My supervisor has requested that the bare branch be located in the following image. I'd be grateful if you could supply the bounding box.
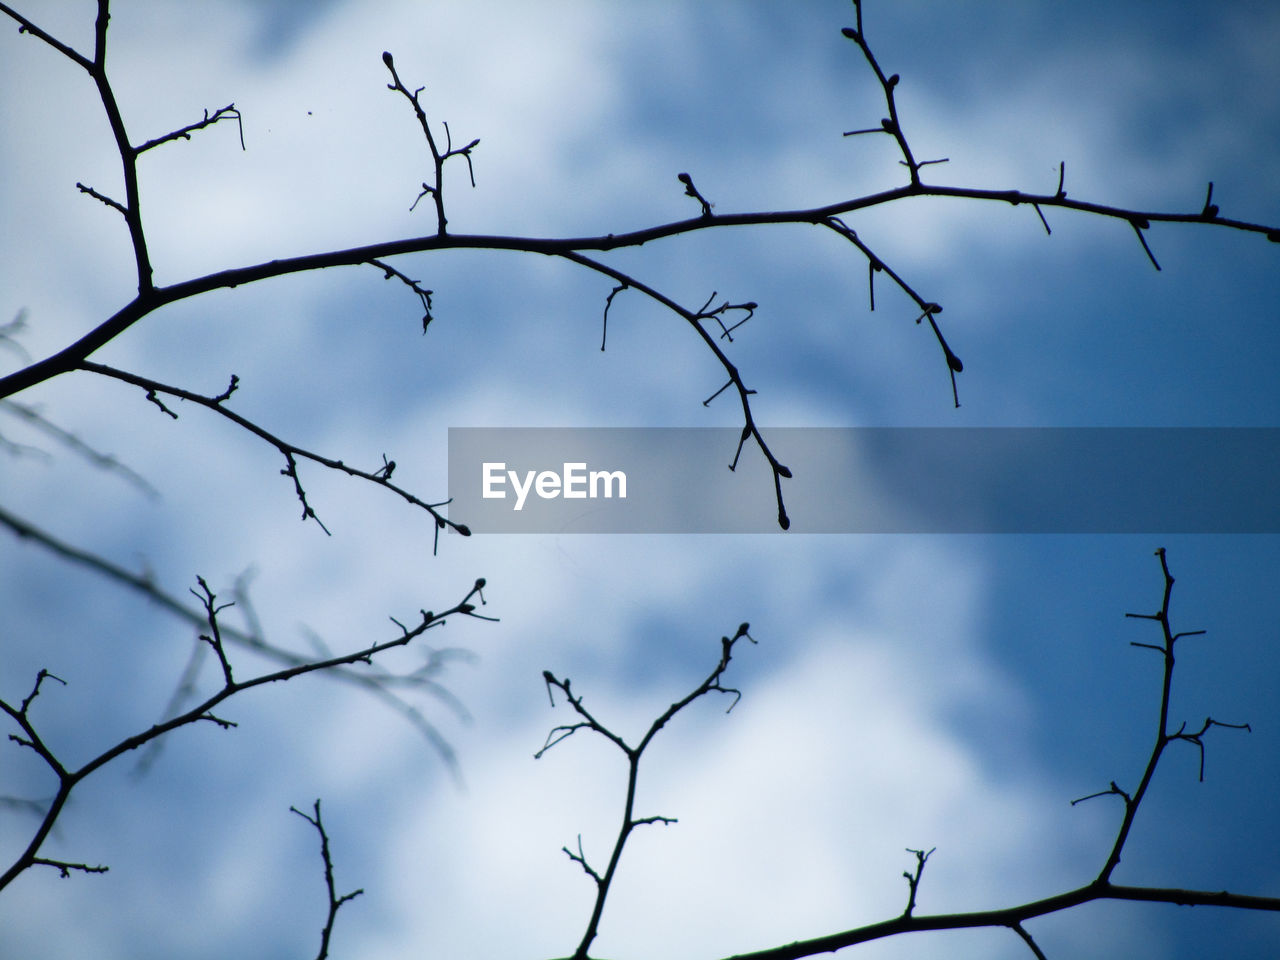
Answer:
[292,800,363,960]
[369,258,434,332]
[0,399,159,497]
[540,623,755,960]
[191,576,235,687]
[135,103,244,154]
[0,576,492,893]
[0,3,93,71]
[716,881,1280,960]
[76,361,470,543]
[600,282,628,351]
[75,181,127,216]
[901,846,935,917]
[678,171,714,217]
[825,216,961,406]
[840,9,923,184]
[382,50,479,235]
[1130,218,1161,271]
[30,857,109,879]
[1011,922,1048,960]
[1090,547,1250,883]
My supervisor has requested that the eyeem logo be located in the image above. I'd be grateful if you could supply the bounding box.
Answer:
[482,462,627,511]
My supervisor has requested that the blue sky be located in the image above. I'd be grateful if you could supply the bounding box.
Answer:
[1,2,1278,958]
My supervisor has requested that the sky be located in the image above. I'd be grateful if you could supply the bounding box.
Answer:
[1,2,1279,959]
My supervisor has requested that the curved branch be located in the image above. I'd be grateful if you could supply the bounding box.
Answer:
[3,173,1273,404]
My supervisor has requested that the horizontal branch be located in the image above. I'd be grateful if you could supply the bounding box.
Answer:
[3,179,1276,402]
[720,880,1280,960]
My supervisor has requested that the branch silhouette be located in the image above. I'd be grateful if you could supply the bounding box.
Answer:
[538,623,755,960]
[75,360,471,545]
[1,2,1276,957]
[292,799,364,960]
[710,549,1271,960]
[0,504,475,775]
[530,552,1274,960]
[1,0,1276,528]
[0,577,493,892]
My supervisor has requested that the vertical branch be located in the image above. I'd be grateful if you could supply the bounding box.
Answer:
[1071,548,1248,885]
[841,2,925,185]
[900,846,934,917]
[292,800,364,960]
[90,0,153,292]
[382,51,479,236]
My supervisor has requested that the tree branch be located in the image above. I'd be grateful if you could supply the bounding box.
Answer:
[135,103,244,154]
[0,3,93,71]
[381,51,479,235]
[0,576,492,893]
[539,623,755,960]
[291,799,363,960]
[75,361,470,544]
[716,549,1268,960]
[0,504,475,774]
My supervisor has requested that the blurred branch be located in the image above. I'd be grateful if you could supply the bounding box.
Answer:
[0,309,31,365]
[0,576,492,892]
[0,503,481,776]
[0,398,159,497]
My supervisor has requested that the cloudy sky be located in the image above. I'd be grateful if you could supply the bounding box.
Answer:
[2,2,1278,958]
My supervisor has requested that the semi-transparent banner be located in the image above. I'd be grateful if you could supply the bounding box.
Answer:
[447,427,1280,533]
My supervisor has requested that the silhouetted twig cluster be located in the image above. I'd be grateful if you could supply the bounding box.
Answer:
[534,553,1273,960]
[0,576,493,894]
[2,0,1275,530]
[0,0,1277,956]
[537,623,755,960]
